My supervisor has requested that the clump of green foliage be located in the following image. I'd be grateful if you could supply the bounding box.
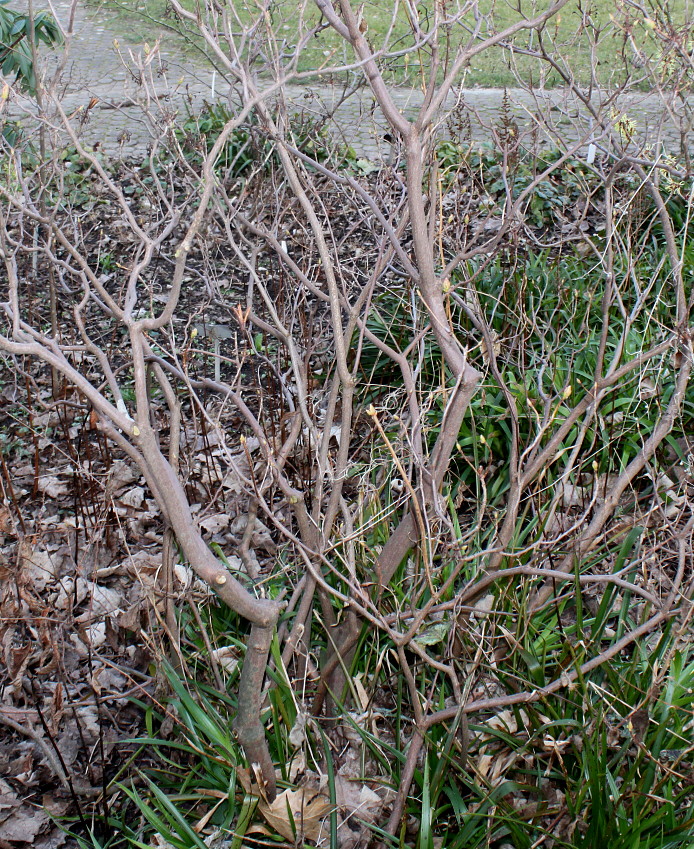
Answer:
[0,0,61,95]
[174,101,356,178]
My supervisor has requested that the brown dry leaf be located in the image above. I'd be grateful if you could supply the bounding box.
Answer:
[234,766,253,794]
[208,646,239,674]
[125,550,163,584]
[7,643,33,693]
[476,753,494,779]
[50,682,65,732]
[333,775,382,819]
[36,475,68,499]
[311,777,389,849]
[486,709,520,735]
[19,544,57,592]
[106,459,139,496]
[90,666,127,698]
[199,513,230,534]
[229,515,277,553]
[82,621,108,648]
[0,505,14,535]
[220,447,257,493]
[479,329,501,363]
[0,803,50,843]
[352,675,370,713]
[118,602,143,632]
[33,826,69,849]
[258,787,332,841]
[0,778,20,820]
[76,580,122,619]
[118,486,146,509]
[173,563,194,591]
[53,576,87,611]
[149,835,177,849]
[639,376,658,399]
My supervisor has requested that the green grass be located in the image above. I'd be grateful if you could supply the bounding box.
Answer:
[86,0,692,88]
[61,584,694,848]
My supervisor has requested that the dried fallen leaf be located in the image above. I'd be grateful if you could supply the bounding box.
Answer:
[0,803,50,842]
[33,825,69,849]
[288,711,309,748]
[334,775,382,819]
[199,513,230,534]
[0,505,14,535]
[36,475,68,499]
[639,376,658,399]
[173,563,194,590]
[149,834,176,849]
[19,544,57,591]
[119,486,146,509]
[258,787,332,842]
[76,580,122,620]
[83,621,108,647]
[209,646,239,674]
[106,459,140,495]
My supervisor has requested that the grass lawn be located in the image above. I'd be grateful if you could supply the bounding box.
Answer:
[88,0,692,88]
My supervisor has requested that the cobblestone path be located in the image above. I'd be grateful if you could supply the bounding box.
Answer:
[5,0,692,161]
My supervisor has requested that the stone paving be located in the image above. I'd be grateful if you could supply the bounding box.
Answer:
[3,0,692,162]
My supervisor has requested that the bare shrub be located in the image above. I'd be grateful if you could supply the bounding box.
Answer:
[1,0,692,839]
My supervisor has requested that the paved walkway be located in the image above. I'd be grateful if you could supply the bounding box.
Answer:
[4,0,692,161]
